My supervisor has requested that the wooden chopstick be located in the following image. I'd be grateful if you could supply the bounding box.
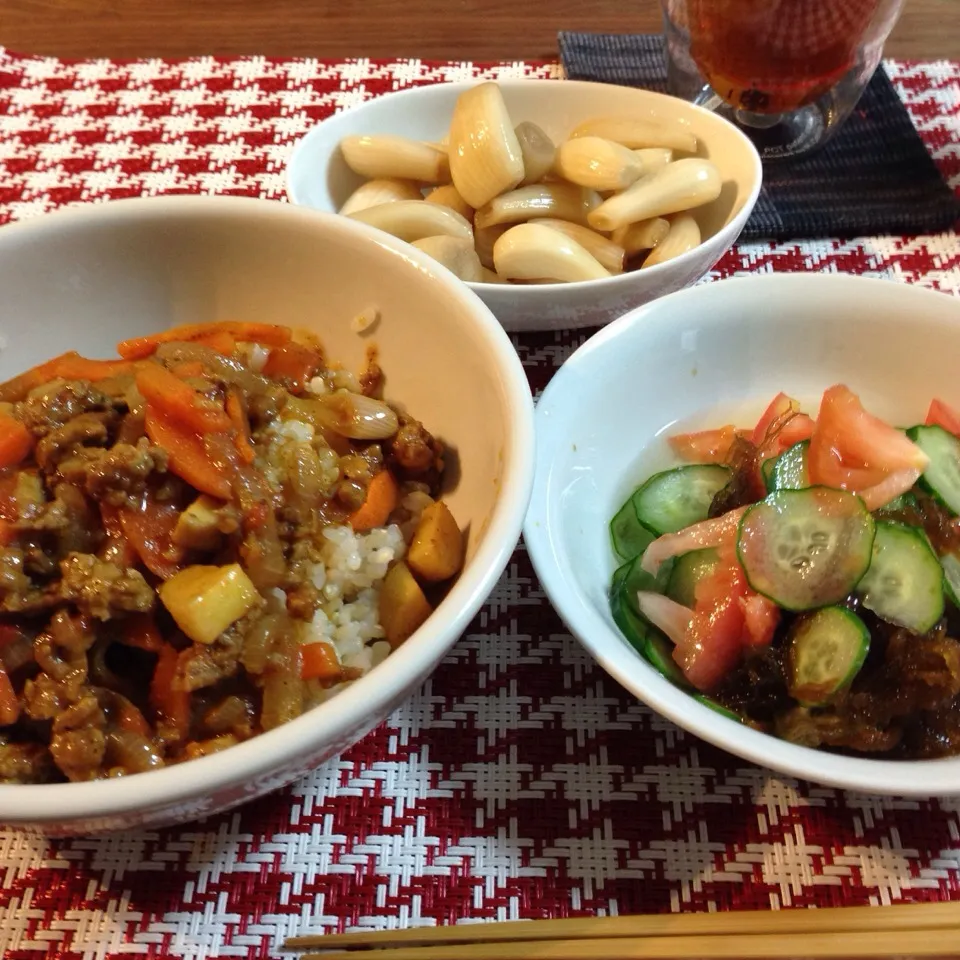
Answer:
[283,902,960,951]
[293,928,959,960]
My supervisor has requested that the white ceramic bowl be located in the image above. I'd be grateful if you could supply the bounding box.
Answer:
[286,80,762,332]
[524,273,960,797]
[0,196,535,834]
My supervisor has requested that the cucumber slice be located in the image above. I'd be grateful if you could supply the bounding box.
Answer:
[737,487,875,611]
[942,552,960,608]
[770,441,810,491]
[632,465,731,536]
[610,497,656,560]
[761,457,777,493]
[857,521,944,633]
[787,606,870,705]
[609,567,687,686]
[665,548,720,608]
[907,425,960,516]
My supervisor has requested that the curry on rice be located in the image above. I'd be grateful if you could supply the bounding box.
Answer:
[0,321,463,784]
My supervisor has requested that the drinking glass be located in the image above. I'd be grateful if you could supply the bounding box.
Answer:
[660,0,906,160]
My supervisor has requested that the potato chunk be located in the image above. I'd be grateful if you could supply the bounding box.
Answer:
[406,501,464,582]
[159,563,260,645]
[379,561,432,648]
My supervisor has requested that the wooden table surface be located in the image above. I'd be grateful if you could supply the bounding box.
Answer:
[1,0,957,62]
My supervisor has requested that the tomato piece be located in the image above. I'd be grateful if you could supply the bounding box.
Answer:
[808,384,928,491]
[262,342,324,394]
[668,426,740,464]
[118,496,185,580]
[926,398,960,438]
[751,392,798,446]
[776,413,815,449]
[150,645,190,738]
[740,593,780,648]
[673,561,749,692]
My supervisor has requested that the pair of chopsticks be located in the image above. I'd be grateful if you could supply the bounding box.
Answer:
[283,901,960,959]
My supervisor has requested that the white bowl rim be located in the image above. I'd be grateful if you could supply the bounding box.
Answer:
[523,272,960,797]
[285,79,764,294]
[0,194,536,822]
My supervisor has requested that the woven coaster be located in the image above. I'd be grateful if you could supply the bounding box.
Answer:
[558,31,960,240]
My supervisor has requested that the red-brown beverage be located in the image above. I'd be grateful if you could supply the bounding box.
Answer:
[687,0,882,114]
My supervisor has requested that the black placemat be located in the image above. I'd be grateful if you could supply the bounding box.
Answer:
[558,31,960,241]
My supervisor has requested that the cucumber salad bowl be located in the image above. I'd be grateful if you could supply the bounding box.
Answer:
[524,273,960,796]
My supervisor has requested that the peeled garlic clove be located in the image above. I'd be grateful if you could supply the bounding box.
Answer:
[611,217,671,256]
[448,82,525,208]
[478,267,509,284]
[554,136,644,192]
[348,201,473,243]
[515,121,557,186]
[587,159,722,232]
[641,214,701,268]
[493,223,611,284]
[530,218,625,274]
[340,135,450,183]
[411,236,484,282]
[633,147,674,176]
[571,117,698,153]
[474,183,601,231]
[424,184,475,222]
[474,223,509,269]
[339,178,423,216]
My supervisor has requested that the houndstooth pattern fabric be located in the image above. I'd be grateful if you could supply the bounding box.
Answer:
[0,47,959,960]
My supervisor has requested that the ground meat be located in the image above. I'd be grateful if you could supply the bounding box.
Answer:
[18,482,99,556]
[285,581,320,620]
[360,358,384,398]
[16,380,112,438]
[58,553,155,620]
[34,410,118,472]
[176,628,245,692]
[49,692,107,781]
[0,741,57,784]
[22,671,83,720]
[83,439,169,507]
[385,415,444,477]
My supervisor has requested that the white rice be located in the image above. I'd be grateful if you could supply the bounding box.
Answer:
[301,524,405,707]
[262,416,433,708]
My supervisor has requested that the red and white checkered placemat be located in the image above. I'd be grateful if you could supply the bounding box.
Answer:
[0,46,959,960]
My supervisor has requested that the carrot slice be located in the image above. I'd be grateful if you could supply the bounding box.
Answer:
[48,353,136,382]
[144,404,232,499]
[300,642,342,681]
[0,412,33,468]
[192,330,236,356]
[349,469,400,532]
[118,322,292,360]
[225,390,256,465]
[136,363,231,434]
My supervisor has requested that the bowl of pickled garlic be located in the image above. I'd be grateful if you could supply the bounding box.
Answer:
[286,80,762,332]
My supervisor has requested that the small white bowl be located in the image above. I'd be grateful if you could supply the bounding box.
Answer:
[0,196,534,834]
[524,273,960,796]
[286,80,762,332]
